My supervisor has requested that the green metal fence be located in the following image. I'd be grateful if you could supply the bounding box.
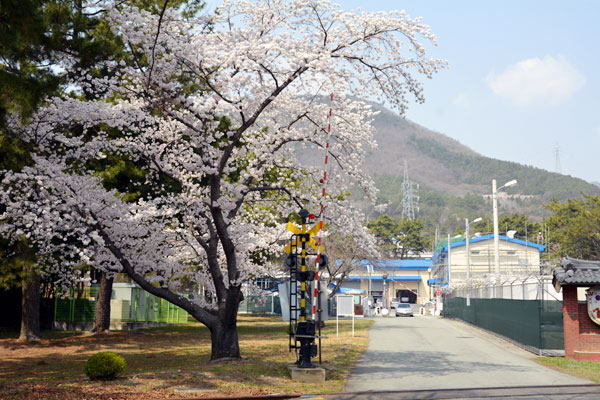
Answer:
[54,285,188,324]
[54,287,98,322]
[443,297,564,350]
[118,287,189,323]
[238,295,282,314]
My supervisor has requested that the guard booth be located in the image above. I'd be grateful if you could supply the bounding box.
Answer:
[553,257,600,362]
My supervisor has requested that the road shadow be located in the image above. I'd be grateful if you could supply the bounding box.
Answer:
[349,349,530,379]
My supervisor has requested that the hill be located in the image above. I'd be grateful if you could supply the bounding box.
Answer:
[358,103,600,234]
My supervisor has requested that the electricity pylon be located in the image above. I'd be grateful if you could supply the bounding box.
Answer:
[401,160,419,220]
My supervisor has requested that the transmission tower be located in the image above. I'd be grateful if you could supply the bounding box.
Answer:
[401,160,419,220]
[554,144,562,174]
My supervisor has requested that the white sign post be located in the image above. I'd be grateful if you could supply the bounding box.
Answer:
[336,295,355,337]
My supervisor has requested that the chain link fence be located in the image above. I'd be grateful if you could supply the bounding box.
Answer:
[238,295,282,314]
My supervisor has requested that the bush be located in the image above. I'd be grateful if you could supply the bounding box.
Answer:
[84,351,127,380]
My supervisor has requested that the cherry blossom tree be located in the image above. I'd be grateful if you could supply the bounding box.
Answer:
[0,0,444,360]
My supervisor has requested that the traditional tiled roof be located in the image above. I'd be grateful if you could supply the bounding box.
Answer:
[553,257,600,286]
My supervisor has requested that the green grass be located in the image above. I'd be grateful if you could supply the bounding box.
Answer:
[0,315,373,399]
[535,357,600,383]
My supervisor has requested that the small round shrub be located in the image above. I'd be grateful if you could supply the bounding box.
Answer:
[85,351,127,380]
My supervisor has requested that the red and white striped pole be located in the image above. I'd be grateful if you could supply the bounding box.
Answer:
[312,93,334,320]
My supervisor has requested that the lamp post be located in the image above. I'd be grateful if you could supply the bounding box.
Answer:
[465,217,482,306]
[427,267,432,301]
[492,179,517,284]
[367,264,372,315]
[382,274,388,309]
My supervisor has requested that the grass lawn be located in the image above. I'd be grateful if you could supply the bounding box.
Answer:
[535,357,600,383]
[0,315,372,399]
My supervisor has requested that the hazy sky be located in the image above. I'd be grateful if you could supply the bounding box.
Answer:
[203,1,600,184]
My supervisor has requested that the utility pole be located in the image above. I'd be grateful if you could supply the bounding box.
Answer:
[493,179,500,284]
[492,179,517,286]
[465,217,481,306]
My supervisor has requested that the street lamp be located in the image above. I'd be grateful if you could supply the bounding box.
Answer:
[367,264,372,315]
[492,179,517,284]
[427,267,432,301]
[465,217,482,306]
[382,274,388,309]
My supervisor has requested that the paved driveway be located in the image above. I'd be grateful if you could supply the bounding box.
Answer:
[344,315,591,392]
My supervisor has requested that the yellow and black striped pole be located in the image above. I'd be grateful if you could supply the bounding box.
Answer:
[296,209,316,368]
[300,215,307,322]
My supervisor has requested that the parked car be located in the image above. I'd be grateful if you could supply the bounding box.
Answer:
[395,303,414,317]
[390,299,400,310]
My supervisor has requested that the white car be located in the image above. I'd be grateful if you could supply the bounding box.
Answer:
[395,303,414,317]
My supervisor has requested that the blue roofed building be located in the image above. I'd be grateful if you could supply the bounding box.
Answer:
[431,233,545,287]
[335,258,433,307]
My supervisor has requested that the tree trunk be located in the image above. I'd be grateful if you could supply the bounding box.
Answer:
[210,321,241,361]
[208,287,242,361]
[93,272,113,332]
[19,267,41,342]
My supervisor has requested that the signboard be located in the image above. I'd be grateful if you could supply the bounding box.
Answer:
[586,285,600,326]
[335,295,355,337]
[436,289,442,296]
[336,295,354,316]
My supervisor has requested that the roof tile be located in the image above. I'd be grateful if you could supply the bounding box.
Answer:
[553,257,600,286]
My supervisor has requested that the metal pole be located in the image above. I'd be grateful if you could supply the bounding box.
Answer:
[300,220,307,323]
[336,296,339,337]
[318,281,322,365]
[447,234,452,284]
[383,278,386,310]
[368,264,372,316]
[392,267,395,304]
[466,218,471,306]
[428,268,432,301]
[466,218,471,283]
[493,179,500,284]
[296,209,316,369]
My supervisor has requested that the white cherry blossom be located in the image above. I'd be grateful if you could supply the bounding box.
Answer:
[0,0,444,360]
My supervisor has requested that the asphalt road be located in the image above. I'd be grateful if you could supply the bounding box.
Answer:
[342,315,592,392]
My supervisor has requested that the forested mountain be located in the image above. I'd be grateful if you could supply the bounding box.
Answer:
[356,103,599,236]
